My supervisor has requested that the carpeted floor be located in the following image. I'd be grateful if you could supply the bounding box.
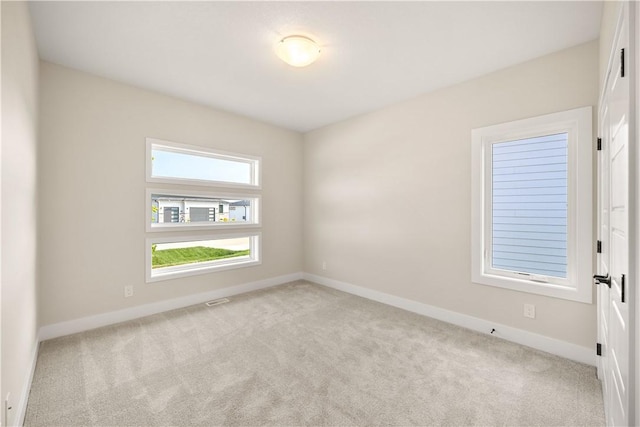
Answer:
[25,280,604,426]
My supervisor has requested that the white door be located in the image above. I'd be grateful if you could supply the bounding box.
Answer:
[598,4,632,426]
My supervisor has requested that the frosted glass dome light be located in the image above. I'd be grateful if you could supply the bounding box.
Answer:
[276,35,321,67]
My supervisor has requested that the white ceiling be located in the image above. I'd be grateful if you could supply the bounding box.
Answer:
[29,1,603,132]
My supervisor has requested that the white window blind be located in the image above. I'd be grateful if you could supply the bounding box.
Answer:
[491,133,568,279]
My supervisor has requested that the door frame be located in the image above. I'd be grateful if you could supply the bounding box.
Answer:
[633,2,640,424]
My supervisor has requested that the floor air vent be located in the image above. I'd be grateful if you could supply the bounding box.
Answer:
[205,298,230,307]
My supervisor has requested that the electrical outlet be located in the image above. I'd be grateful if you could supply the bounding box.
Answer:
[322,261,327,270]
[524,303,536,319]
[124,285,134,298]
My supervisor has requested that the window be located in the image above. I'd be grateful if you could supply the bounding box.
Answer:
[491,133,568,278]
[146,189,260,231]
[145,138,262,282]
[471,106,592,303]
[146,138,260,188]
[147,234,260,282]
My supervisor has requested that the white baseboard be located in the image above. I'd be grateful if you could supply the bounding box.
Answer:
[36,271,595,365]
[39,272,303,341]
[15,337,39,427]
[303,273,595,366]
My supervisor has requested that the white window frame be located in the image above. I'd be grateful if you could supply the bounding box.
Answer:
[146,188,261,232]
[146,138,261,189]
[146,232,261,283]
[145,137,262,283]
[471,106,592,303]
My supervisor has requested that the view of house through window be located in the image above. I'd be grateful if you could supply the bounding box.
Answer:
[471,106,592,303]
[151,194,253,224]
[491,133,568,278]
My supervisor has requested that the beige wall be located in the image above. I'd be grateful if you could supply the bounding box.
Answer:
[304,41,599,349]
[38,62,303,326]
[1,2,40,425]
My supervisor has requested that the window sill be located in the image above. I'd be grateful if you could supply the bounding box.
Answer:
[147,257,261,283]
[148,222,261,233]
[472,271,592,303]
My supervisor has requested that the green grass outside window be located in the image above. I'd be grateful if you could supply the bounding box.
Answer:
[152,246,250,269]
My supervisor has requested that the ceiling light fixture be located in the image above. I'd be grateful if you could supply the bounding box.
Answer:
[276,35,321,67]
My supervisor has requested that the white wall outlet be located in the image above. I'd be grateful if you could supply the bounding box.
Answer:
[322,261,327,270]
[524,303,536,319]
[124,285,134,298]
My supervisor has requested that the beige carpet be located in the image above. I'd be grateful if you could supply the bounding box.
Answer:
[25,281,604,426]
